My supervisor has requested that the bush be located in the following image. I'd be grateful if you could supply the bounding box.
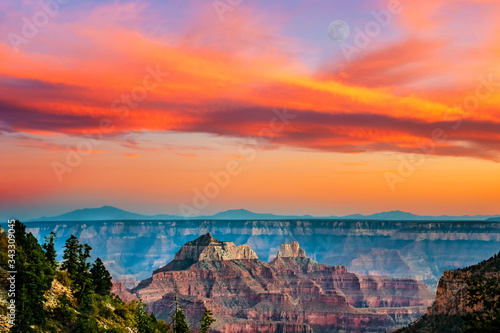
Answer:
[98,303,115,319]
[56,270,72,288]
[104,328,129,333]
[51,294,77,325]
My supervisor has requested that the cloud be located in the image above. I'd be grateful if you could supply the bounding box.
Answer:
[1,0,500,163]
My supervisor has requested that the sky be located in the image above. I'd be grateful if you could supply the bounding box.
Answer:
[1,0,500,220]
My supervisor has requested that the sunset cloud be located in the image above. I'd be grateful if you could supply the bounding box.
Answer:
[1,0,500,217]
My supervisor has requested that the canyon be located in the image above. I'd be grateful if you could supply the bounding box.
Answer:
[118,233,434,332]
[21,219,500,291]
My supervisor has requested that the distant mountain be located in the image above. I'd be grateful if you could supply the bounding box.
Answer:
[199,208,280,220]
[30,206,181,222]
[28,206,500,222]
[343,210,420,220]
[341,210,500,221]
[198,208,313,220]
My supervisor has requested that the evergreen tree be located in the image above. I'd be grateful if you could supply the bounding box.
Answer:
[172,307,190,333]
[199,308,216,333]
[62,235,80,276]
[135,301,170,333]
[73,243,93,300]
[136,302,153,333]
[171,293,190,333]
[90,257,113,295]
[11,221,54,332]
[73,294,99,333]
[13,220,27,248]
[43,231,57,268]
[62,235,93,300]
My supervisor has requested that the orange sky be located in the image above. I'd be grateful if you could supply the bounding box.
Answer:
[1,0,499,219]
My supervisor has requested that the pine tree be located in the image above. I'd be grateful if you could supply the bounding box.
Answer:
[73,294,99,333]
[62,235,80,276]
[136,301,153,333]
[173,307,190,333]
[133,301,171,333]
[171,293,190,333]
[200,308,216,333]
[11,221,54,332]
[13,220,27,248]
[62,235,93,300]
[43,231,57,268]
[90,257,113,295]
[73,243,92,300]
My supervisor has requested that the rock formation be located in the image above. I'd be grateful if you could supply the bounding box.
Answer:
[276,241,306,258]
[395,251,500,332]
[131,234,434,333]
[25,219,500,292]
[111,282,138,302]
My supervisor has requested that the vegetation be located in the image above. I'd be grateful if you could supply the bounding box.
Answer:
[457,251,500,274]
[460,251,500,333]
[200,309,216,333]
[43,232,58,269]
[463,276,500,332]
[11,221,55,332]
[171,294,190,333]
[395,250,500,333]
[0,221,215,332]
[91,258,113,296]
[393,314,464,333]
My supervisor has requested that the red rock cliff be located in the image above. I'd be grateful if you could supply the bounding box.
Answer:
[133,234,434,333]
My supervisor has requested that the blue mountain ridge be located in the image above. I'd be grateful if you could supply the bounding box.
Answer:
[27,206,500,222]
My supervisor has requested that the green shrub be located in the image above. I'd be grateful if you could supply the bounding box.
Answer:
[56,270,72,288]
[51,294,77,325]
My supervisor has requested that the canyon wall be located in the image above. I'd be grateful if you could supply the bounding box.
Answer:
[129,234,434,332]
[19,219,500,290]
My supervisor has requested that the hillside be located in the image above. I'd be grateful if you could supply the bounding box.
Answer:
[394,251,500,333]
[0,223,174,333]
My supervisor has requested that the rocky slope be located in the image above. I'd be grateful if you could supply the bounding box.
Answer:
[20,219,500,291]
[126,233,434,333]
[395,251,500,332]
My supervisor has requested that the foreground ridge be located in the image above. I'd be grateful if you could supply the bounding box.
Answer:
[395,250,500,333]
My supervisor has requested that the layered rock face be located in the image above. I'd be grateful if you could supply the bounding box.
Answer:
[428,270,500,317]
[132,234,434,333]
[169,232,257,263]
[276,241,306,258]
[25,220,500,291]
[111,282,138,302]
